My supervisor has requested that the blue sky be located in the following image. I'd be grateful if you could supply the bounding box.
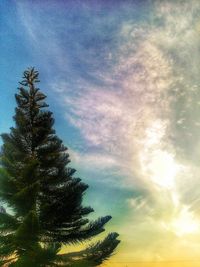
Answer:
[1,0,142,260]
[0,0,147,212]
[2,1,200,266]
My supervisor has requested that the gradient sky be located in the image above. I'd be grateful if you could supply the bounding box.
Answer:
[1,0,200,266]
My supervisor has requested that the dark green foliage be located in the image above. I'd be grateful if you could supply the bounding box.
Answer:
[0,68,120,266]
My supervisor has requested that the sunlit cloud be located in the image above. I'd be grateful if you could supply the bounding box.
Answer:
[167,206,200,237]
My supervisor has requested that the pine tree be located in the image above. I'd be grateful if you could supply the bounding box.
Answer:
[0,68,120,267]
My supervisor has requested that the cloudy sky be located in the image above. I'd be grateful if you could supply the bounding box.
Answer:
[2,0,200,266]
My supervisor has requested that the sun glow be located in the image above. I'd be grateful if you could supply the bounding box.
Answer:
[148,150,180,189]
[140,121,200,237]
[171,207,199,236]
[140,121,182,190]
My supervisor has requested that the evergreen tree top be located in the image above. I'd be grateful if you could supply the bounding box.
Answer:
[0,68,120,266]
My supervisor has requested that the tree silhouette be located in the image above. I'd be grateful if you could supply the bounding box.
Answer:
[0,68,120,266]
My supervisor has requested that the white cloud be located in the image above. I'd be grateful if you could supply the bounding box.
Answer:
[69,149,118,170]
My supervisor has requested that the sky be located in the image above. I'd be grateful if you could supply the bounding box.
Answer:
[1,0,200,266]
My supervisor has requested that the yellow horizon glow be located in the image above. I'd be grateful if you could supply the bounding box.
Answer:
[101,262,200,267]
